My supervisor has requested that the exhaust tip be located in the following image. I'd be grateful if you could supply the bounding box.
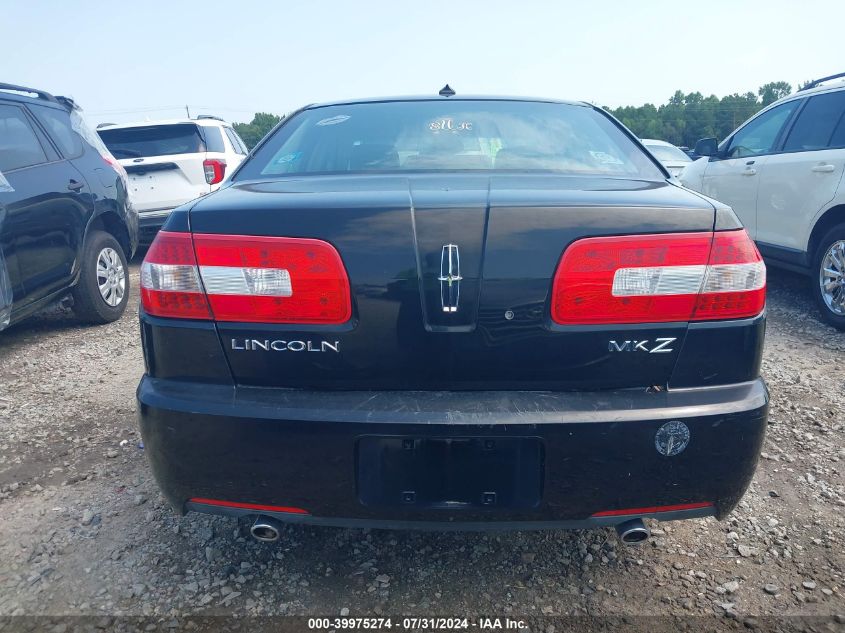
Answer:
[616,518,650,545]
[250,515,281,542]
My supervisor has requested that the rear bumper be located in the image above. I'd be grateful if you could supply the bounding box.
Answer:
[138,377,768,529]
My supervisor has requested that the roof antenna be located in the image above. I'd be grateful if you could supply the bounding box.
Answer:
[439,84,455,97]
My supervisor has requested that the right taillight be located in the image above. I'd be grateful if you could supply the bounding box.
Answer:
[140,231,352,324]
[551,229,765,325]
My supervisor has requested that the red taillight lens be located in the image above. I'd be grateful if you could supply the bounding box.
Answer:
[188,498,309,515]
[96,147,128,182]
[140,231,352,324]
[691,230,767,321]
[140,232,212,319]
[193,234,351,324]
[203,158,226,185]
[101,153,128,179]
[551,229,765,325]
[591,502,713,517]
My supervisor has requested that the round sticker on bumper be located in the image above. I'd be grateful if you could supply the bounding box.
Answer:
[655,420,690,456]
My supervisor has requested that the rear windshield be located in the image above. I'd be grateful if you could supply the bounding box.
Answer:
[644,144,691,163]
[235,100,665,180]
[98,124,205,159]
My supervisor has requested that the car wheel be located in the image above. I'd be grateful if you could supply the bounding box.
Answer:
[72,230,130,324]
[811,224,845,330]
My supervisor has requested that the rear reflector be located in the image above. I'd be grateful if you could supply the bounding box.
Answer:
[140,231,352,324]
[551,229,765,325]
[189,497,309,515]
[591,502,713,517]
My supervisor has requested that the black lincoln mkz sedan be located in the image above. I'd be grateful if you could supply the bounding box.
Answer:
[137,92,768,544]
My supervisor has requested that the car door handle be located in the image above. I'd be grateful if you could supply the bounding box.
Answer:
[812,164,836,173]
[742,168,757,176]
[67,180,85,191]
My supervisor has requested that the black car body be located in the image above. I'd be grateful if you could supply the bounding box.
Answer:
[0,83,138,329]
[138,96,768,534]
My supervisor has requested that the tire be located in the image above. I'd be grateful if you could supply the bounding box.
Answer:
[71,230,130,324]
[810,224,845,330]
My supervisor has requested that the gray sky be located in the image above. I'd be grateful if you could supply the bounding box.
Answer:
[3,0,843,126]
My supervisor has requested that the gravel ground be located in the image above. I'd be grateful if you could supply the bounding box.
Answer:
[0,260,843,625]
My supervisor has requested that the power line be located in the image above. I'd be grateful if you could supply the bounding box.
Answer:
[87,105,282,116]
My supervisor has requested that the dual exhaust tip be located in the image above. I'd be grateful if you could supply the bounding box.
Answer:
[249,513,650,546]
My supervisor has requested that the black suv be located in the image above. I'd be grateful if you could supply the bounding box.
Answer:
[0,83,138,330]
[138,95,768,543]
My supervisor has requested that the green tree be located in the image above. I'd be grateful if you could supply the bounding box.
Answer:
[758,81,792,107]
[233,112,283,149]
[607,81,793,147]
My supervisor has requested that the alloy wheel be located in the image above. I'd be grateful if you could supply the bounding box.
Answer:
[819,240,845,315]
[96,247,126,307]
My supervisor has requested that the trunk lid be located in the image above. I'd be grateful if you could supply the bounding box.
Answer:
[188,174,716,390]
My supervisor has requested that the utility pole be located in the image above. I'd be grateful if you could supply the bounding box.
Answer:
[186,105,191,119]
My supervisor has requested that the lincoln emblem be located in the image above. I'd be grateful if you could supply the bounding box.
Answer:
[438,244,462,313]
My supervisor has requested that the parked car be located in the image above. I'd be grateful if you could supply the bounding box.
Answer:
[138,92,768,543]
[681,72,845,328]
[0,82,137,330]
[640,139,692,177]
[97,116,248,244]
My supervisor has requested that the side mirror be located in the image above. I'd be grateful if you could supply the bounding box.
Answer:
[693,138,718,157]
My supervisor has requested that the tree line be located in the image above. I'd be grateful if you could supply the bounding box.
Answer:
[232,81,799,151]
[232,112,283,150]
[607,81,794,148]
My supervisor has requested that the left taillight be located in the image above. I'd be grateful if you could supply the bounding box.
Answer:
[98,150,128,182]
[203,158,226,185]
[193,233,351,324]
[140,231,352,324]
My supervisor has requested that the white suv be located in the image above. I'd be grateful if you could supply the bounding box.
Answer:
[97,116,248,243]
[680,73,845,329]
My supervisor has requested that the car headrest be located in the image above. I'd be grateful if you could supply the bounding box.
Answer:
[349,143,399,170]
